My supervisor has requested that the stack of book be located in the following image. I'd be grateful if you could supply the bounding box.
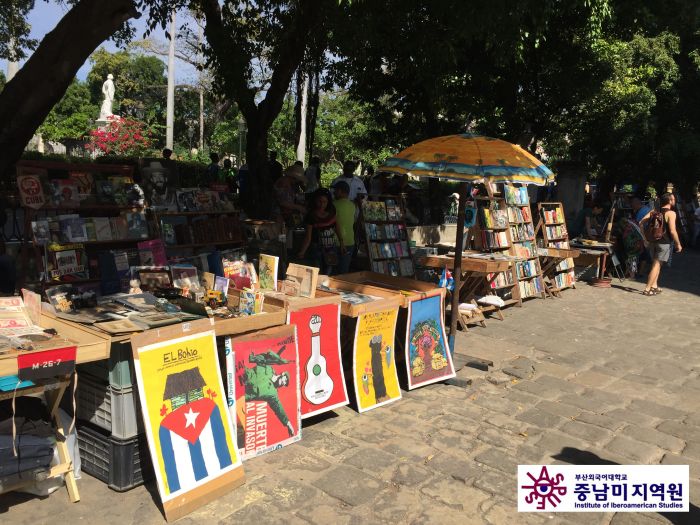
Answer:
[365,223,405,240]
[510,223,535,242]
[31,212,149,244]
[519,278,544,298]
[513,241,537,259]
[480,208,509,229]
[368,241,410,259]
[507,206,531,223]
[545,225,568,238]
[504,186,529,205]
[487,271,514,289]
[543,208,563,224]
[481,230,510,249]
[516,260,539,279]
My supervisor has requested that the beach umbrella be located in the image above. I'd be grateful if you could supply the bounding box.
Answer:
[380,133,553,185]
[380,134,554,341]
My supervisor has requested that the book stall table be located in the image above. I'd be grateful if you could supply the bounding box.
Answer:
[570,240,615,285]
[417,253,512,320]
[0,307,112,505]
[536,246,581,298]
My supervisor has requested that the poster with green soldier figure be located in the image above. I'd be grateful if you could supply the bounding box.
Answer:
[230,325,300,460]
[405,290,455,389]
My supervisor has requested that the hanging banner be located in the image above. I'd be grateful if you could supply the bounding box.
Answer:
[405,290,455,389]
[353,307,401,412]
[288,297,349,418]
[229,325,301,460]
[131,322,244,522]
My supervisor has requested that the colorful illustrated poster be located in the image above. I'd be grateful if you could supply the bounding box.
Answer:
[405,291,456,389]
[259,254,279,291]
[132,327,243,521]
[229,325,300,460]
[288,300,349,418]
[353,308,401,412]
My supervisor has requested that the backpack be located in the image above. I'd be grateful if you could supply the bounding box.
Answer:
[643,210,666,242]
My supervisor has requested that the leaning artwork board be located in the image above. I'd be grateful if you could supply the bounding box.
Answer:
[130,319,245,522]
[286,295,349,418]
[329,273,455,389]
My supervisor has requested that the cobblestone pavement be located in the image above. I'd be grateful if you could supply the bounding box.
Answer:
[2,251,699,525]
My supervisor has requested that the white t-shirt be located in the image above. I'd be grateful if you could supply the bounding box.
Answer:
[331,175,367,201]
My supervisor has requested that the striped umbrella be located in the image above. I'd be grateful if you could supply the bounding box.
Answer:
[380,133,554,186]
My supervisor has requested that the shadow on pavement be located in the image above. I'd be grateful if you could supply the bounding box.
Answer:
[553,447,698,525]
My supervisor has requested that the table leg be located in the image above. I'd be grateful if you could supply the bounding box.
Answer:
[45,378,80,503]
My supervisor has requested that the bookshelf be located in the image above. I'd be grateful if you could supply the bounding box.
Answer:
[504,184,546,300]
[360,199,415,277]
[149,208,244,258]
[536,202,576,292]
[472,193,521,306]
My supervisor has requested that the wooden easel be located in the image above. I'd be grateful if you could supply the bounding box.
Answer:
[0,375,79,502]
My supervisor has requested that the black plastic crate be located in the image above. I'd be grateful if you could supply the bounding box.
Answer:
[76,421,153,492]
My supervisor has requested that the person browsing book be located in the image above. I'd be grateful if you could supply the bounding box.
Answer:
[333,181,355,274]
[298,189,345,275]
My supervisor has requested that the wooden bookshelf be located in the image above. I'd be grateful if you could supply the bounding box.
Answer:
[536,202,576,292]
[472,189,521,307]
[504,184,546,300]
[360,199,415,278]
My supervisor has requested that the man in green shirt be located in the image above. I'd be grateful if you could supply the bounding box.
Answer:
[333,181,356,274]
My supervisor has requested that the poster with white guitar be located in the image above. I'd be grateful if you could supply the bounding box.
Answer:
[288,297,349,418]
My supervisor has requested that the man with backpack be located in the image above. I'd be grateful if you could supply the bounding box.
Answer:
[641,193,682,296]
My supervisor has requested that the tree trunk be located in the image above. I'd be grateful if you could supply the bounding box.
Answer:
[244,121,271,218]
[165,11,177,150]
[296,73,309,163]
[0,0,139,180]
[307,70,320,157]
[197,19,205,151]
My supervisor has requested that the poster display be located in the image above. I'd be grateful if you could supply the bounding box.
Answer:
[405,290,455,389]
[228,325,301,460]
[353,308,401,412]
[288,299,349,418]
[131,324,244,522]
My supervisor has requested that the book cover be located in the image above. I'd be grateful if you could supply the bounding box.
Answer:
[93,217,113,241]
[51,179,80,208]
[108,176,134,205]
[84,218,97,241]
[59,216,87,242]
[69,171,95,202]
[110,216,129,239]
[96,179,116,204]
[362,201,388,221]
[138,239,168,266]
[161,222,177,245]
[126,211,149,239]
[17,168,48,209]
[31,220,50,244]
[176,188,198,212]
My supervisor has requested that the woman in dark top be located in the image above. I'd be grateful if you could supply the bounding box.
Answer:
[297,189,345,275]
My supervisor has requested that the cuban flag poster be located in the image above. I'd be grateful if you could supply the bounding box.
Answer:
[132,321,245,522]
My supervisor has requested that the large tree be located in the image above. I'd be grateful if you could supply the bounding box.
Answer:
[0,0,143,179]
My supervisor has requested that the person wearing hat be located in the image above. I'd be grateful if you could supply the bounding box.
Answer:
[272,164,307,226]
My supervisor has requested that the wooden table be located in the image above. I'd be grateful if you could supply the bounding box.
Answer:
[418,254,514,320]
[570,241,614,280]
[536,246,581,297]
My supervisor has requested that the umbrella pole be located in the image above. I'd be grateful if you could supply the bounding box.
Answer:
[449,182,469,346]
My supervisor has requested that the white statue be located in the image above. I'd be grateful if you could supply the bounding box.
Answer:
[99,74,115,119]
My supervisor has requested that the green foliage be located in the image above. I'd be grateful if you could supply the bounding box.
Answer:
[0,70,5,93]
[0,0,36,61]
[38,79,98,141]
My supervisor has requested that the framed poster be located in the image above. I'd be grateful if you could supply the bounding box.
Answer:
[405,290,455,389]
[131,322,244,522]
[288,297,349,418]
[353,307,401,412]
[228,325,301,460]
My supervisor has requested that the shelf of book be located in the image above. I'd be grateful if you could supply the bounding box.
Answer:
[472,192,523,305]
[536,201,576,293]
[361,199,415,278]
[504,184,545,301]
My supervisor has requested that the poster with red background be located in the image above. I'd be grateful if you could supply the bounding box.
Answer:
[288,299,348,418]
[231,325,300,460]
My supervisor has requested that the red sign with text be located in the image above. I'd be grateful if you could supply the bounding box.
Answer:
[17,346,77,381]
